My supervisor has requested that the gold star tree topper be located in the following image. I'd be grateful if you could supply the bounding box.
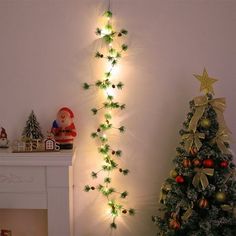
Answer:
[194,68,218,95]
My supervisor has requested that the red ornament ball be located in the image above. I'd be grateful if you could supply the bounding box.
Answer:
[175,175,185,184]
[203,158,214,168]
[169,219,181,230]
[193,158,202,167]
[199,198,209,208]
[219,161,228,168]
[203,159,214,168]
[189,147,198,156]
[183,159,192,168]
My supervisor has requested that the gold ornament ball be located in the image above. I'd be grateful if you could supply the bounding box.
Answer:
[170,169,178,178]
[215,192,226,202]
[200,118,211,128]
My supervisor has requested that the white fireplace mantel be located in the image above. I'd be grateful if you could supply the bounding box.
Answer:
[0,148,75,236]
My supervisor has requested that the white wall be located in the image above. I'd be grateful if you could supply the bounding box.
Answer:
[0,0,236,235]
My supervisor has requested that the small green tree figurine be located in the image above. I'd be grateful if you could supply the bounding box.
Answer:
[22,110,44,140]
[153,68,236,236]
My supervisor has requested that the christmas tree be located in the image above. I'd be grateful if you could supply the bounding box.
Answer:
[153,68,236,236]
[22,110,44,140]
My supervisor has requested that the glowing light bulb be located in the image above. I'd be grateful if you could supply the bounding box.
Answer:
[105,87,115,97]
[106,63,120,77]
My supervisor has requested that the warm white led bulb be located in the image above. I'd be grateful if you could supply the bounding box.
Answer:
[105,88,115,97]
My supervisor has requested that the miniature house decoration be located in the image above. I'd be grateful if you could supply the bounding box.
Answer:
[12,133,60,153]
[44,133,60,151]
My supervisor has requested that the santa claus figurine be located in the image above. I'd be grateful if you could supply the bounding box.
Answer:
[51,107,77,149]
[0,127,9,148]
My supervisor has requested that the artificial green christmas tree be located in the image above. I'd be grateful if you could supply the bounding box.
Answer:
[153,68,236,236]
[22,110,44,140]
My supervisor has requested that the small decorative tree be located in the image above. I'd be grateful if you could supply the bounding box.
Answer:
[153,68,236,236]
[22,110,44,140]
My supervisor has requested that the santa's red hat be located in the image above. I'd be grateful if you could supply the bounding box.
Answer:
[58,107,74,118]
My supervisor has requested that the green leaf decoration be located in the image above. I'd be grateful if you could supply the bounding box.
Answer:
[95,51,103,58]
[84,185,91,192]
[128,209,135,216]
[121,44,128,51]
[96,28,102,35]
[122,169,130,175]
[115,150,122,157]
[121,29,128,35]
[104,177,111,183]
[104,10,113,18]
[83,83,90,90]
[119,126,125,133]
[110,222,117,229]
[91,108,98,115]
[91,171,98,178]
[120,191,128,198]
[117,82,124,89]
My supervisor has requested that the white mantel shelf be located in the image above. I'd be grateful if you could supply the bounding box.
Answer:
[0,148,75,236]
[0,149,74,166]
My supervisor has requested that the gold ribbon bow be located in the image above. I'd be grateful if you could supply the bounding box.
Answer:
[182,132,205,152]
[224,169,236,184]
[221,205,236,217]
[159,183,171,204]
[188,95,227,132]
[213,129,231,154]
[181,202,194,221]
[192,168,214,190]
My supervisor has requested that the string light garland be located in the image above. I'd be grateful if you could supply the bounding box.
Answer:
[83,9,135,229]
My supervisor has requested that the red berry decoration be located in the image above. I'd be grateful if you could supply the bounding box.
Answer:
[183,159,191,168]
[169,219,181,230]
[203,159,214,168]
[175,175,185,183]
[219,161,228,168]
[122,209,127,214]
[193,158,202,167]
[199,198,209,208]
